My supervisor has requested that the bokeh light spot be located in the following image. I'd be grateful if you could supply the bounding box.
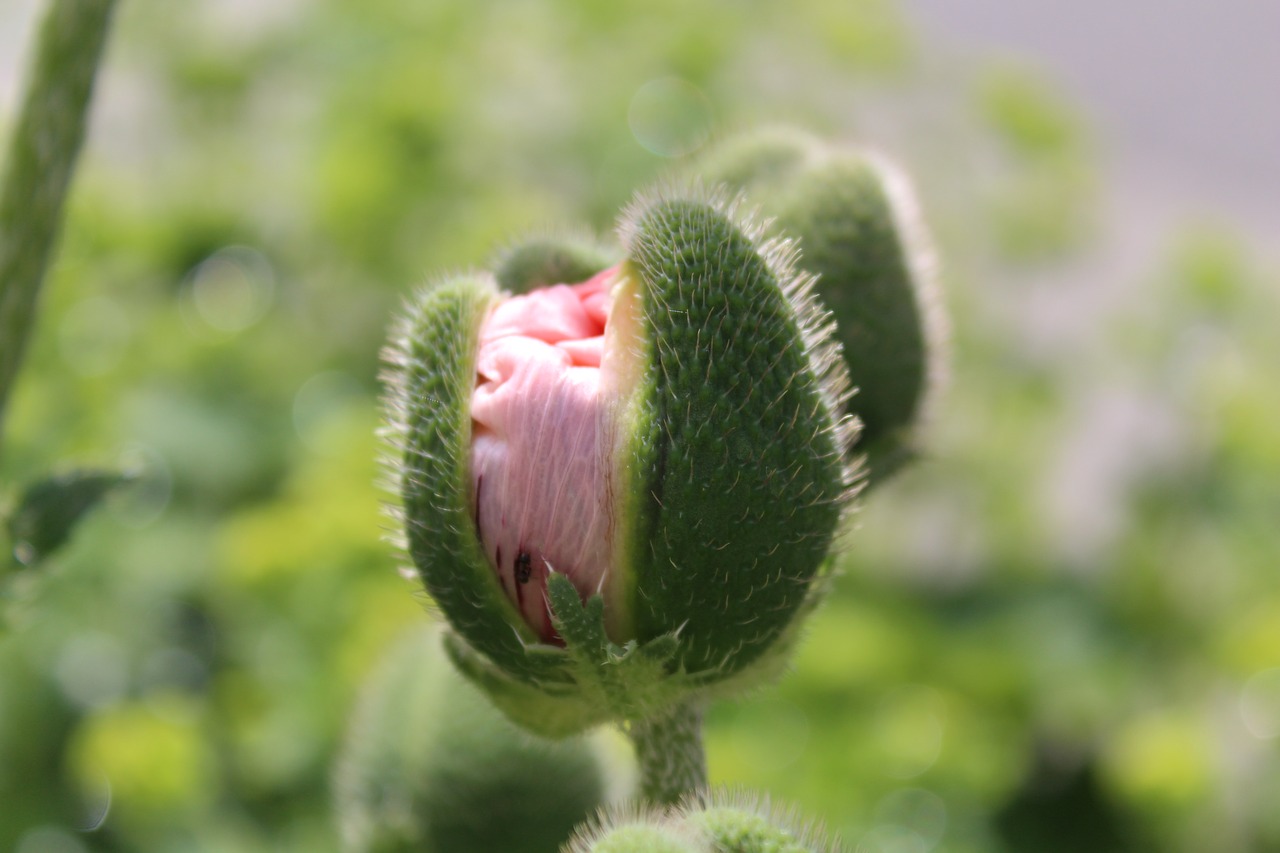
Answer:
[68,696,214,826]
[872,686,946,780]
[54,633,129,711]
[874,788,948,851]
[628,77,713,157]
[857,824,930,853]
[140,647,208,695]
[184,245,275,333]
[75,772,112,832]
[1240,669,1280,740]
[15,826,88,853]
[746,697,811,774]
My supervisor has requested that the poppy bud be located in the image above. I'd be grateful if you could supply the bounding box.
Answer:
[334,625,624,853]
[566,789,842,852]
[383,190,856,736]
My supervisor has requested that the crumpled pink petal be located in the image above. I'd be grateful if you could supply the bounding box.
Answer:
[470,267,618,641]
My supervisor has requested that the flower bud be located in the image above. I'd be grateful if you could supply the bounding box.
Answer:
[491,231,619,294]
[566,789,843,853]
[697,127,947,484]
[383,191,855,735]
[334,625,624,853]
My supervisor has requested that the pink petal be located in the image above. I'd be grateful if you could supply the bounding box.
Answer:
[470,268,620,641]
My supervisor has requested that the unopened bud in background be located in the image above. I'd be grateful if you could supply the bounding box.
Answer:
[698,127,948,485]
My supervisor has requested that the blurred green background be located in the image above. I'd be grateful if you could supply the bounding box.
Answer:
[2,0,1278,851]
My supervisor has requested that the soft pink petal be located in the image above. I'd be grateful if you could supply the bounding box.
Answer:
[482,283,596,344]
[556,335,605,367]
[470,269,619,641]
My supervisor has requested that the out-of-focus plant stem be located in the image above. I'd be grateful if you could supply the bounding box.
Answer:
[0,0,117,462]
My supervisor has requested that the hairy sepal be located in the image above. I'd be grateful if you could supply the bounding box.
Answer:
[617,192,854,678]
[442,575,690,738]
[446,564,823,740]
[491,230,620,293]
[567,786,845,853]
[385,275,570,686]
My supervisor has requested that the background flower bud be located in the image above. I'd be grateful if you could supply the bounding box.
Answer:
[697,127,948,485]
[334,625,627,853]
[491,230,619,294]
[567,789,843,853]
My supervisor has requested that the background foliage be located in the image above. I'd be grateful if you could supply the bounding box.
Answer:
[2,1,1278,851]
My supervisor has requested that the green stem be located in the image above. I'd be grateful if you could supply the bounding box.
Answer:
[0,0,117,459]
[627,700,708,806]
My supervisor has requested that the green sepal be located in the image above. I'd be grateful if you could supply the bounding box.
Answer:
[686,789,844,853]
[618,194,848,677]
[579,824,705,853]
[491,233,619,293]
[427,511,825,743]
[5,468,134,567]
[697,127,945,486]
[388,275,569,687]
[568,787,845,853]
[689,804,831,853]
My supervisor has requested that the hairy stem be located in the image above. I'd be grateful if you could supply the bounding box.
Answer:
[627,700,708,806]
[0,0,117,458]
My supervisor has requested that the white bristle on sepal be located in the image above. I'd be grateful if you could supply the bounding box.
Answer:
[563,799,704,853]
[679,786,847,852]
[859,148,949,441]
[616,181,863,522]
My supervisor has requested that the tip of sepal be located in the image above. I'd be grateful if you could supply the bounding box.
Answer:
[693,123,824,191]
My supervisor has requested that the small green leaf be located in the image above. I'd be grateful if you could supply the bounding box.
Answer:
[548,573,608,663]
[6,468,133,566]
